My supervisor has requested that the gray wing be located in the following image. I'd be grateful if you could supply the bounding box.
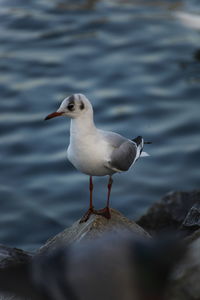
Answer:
[98,130,127,148]
[108,140,137,172]
[99,130,138,172]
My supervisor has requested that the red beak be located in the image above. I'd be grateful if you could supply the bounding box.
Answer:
[44,112,63,120]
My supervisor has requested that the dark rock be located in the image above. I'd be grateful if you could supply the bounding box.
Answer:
[166,229,200,300]
[0,245,32,300]
[137,190,200,235]
[0,209,150,300]
[0,244,31,268]
[182,202,200,228]
[0,198,200,300]
[33,233,183,300]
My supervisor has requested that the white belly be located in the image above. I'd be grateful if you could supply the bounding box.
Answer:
[67,137,114,176]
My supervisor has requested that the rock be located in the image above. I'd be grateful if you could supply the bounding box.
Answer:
[137,190,200,235]
[136,189,200,300]
[37,208,150,255]
[182,202,200,228]
[166,229,200,300]
[0,244,31,268]
[0,245,32,300]
[33,233,183,300]
[0,209,150,300]
[1,200,200,300]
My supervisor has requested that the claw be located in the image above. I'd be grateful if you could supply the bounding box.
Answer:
[79,207,94,223]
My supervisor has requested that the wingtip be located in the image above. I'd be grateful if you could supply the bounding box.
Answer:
[132,136,143,146]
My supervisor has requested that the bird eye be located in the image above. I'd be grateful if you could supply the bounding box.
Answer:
[67,103,75,111]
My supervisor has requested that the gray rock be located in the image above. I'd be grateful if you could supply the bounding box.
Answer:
[0,245,31,300]
[1,204,199,300]
[33,233,181,300]
[0,209,150,300]
[37,208,150,255]
[167,229,200,300]
[182,202,200,228]
[137,190,200,235]
[136,191,200,299]
[0,244,31,268]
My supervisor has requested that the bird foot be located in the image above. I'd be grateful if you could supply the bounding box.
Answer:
[93,207,111,220]
[79,207,94,223]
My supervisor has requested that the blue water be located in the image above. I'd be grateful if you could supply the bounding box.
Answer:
[0,0,200,251]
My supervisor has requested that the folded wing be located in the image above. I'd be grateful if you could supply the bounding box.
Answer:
[107,140,138,172]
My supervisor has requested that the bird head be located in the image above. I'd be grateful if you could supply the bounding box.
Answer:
[45,94,92,120]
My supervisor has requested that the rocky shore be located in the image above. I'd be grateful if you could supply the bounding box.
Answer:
[0,190,199,300]
[137,190,200,236]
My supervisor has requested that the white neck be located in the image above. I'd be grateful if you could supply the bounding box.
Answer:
[70,111,97,138]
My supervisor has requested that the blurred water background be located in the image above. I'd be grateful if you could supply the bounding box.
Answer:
[0,0,200,251]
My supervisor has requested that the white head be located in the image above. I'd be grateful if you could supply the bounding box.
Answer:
[45,94,93,120]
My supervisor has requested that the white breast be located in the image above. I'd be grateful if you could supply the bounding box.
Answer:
[67,132,114,176]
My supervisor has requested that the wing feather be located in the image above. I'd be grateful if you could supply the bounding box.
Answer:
[108,141,137,172]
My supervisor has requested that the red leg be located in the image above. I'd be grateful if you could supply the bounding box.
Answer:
[79,176,94,223]
[89,175,93,209]
[94,176,113,219]
[107,176,113,209]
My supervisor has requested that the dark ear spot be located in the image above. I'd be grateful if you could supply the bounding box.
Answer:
[67,95,75,111]
[80,101,85,110]
[68,95,75,104]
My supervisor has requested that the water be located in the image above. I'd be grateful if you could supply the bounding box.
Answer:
[0,0,200,251]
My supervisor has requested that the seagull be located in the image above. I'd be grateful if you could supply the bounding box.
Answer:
[45,94,150,223]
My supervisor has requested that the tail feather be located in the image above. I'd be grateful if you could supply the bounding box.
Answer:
[141,151,150,157]
[132,136,150,159]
